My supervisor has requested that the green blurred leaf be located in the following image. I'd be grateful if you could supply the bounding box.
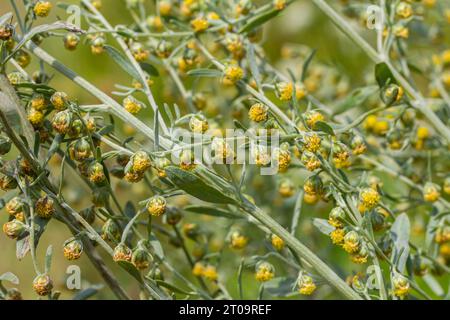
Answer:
[44,245,53,274]
[390,213,410,273]
[184,205,242,219]
[155,280,196,296]
[0,272,19,285]
[140,62,159,77]
[314,121,335,136]
[0,13,12,27]
[16,236,30,260]
[165,166,237,204]
[187,68,222,78]
[104,45,141,81]
[72,285,104,300]
[117,261,143,284]
[313,218,334,235]
[375,62,396,88]
[239,9,280,34]
[264,277,296,297]
[149,233,164,259]
[333,85,378,115]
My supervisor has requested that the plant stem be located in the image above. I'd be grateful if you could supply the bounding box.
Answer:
[243,204,362,300]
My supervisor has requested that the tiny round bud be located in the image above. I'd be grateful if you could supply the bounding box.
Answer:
[69,138,92,162]
[359,188,380,211]
[278,179,295,198]
[27,107,45,127]
[271,234,284,251]
[132,241,151,270]
[88,162,106,184]
[52,110,73,134]
[303,175,323,196]
[147,196,167,217]
[33,274,53,296]
[189,115,209,133]
[392,273,410,298]
[64,32,80,51]
[423,182,440,203]
[229,230,248,250]
[298,274,316,295]
[130,150,152,173]
[2,219,25,239]
[123,95,143,114]
[33,1,52,17]
[303,110,325,130]
[63,238,83,260]
[50,92,68,110]
[190,16,209,32]
[343,230,361,254]
[223,64,244,84]
[130,42,150,62]
[35,195,55,219]
[80,206,96,224]
[113,243,132,262]
[101,219,121,242]
[255,261,275,282]
[0,175,17,190]
[328,207,345,228]
[202,265,218,281]
[0,24,13,41]
[248,103,268,123]
[6,197,24,216]
[164,206,183,225]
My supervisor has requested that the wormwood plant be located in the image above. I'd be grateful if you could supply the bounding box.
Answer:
[0,0,449,300]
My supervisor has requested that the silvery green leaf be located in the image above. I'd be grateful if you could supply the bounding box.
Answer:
[104,45,141,82]
[0,12,12,27]
[313,218,334,236]
[155,280,196,296]
[375,62,396,88]
[0,272,19,285]
[301,49,316,81]
[314,121,335,136]
[165,166,237,204]
[16,236,30,260]
[264,277,297,297]
[422,274,444,297]
[187,69,222,78]
[247,43,261,89]
[72,285,104,300]
[239,9,280,34]
[45,245,53,274]
[183,205,242,219]
[149,233,164,259]
[390,213,410,273]
[140,62,159,77]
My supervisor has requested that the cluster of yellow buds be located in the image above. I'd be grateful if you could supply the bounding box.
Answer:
[255,262,275,282]
[192,262,218,281]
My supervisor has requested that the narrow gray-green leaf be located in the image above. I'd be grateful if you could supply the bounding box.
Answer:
[187,68,222,78]
[0,272,19,285]
[184,205,242,219]
[0,12,12,27]
[165,166,237,204]
[104,45,141,81]
[390,213,410,273]
[45,245,53,273]
[239,9,280,34]
[313,218,334,235]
